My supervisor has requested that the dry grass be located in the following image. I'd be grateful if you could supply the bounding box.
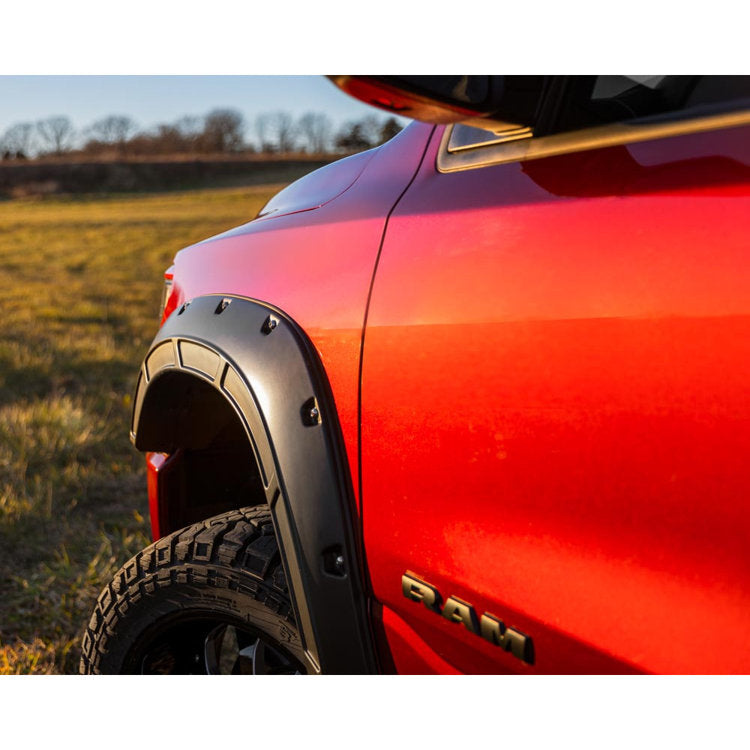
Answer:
[0,184,280,673]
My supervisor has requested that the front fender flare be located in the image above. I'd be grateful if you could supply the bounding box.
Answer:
[131,294,376,675]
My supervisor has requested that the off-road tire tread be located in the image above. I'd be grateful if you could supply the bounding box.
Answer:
[79,506,296,674]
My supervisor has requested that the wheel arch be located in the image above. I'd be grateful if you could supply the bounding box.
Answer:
[131,294,377,674]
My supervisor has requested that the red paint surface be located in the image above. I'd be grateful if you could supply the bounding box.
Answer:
[380,605,462,674]
[164,122,434,510]
[257,148,376,219]
[146,451,167,540]
[158,117,750,673]
[361,124,750,673]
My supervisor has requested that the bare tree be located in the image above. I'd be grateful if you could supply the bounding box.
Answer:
[124,116,204,155]
[261,111,296,154]
[1,122,35,157]
[88,115,137,152]
[201,108,245,153]
[36,116,74,155]
[254,113,273,152]
[332,116,403,152]
[335,121,372,152]
[359,115,384,148]
[153,124,186,153]
[277,112,296,153]
[176,115,203,152]
[379,117,403,144]
[297,112,331,154]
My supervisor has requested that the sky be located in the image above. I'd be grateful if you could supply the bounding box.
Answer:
[0,76,409,148]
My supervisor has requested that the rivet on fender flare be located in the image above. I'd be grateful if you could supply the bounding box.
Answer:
[301,397,321,426]
[214,298,232,314]
[261,315,279,335]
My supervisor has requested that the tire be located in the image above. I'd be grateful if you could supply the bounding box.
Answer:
[80,506,306,674]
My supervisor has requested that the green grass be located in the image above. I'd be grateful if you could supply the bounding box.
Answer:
[0,184,281,673]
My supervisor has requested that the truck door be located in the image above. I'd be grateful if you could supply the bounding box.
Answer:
[360,76,750,674]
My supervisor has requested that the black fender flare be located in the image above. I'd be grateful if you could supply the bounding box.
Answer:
[131,294,377,674]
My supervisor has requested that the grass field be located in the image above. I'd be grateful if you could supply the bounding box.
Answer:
[0,184,280,673]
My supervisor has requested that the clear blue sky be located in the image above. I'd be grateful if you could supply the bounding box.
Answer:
[0,76,408,146]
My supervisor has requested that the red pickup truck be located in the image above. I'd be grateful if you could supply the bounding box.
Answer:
[80,76,750,674]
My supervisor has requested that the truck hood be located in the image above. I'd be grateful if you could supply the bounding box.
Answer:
[256,148,378,220]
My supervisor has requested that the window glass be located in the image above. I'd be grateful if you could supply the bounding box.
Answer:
[592,75,668,99]
[553,75,750,133]
[446,76,750,153]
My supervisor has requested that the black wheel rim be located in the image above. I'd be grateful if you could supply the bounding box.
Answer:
[203,623,301,675]
[135,616,302,675]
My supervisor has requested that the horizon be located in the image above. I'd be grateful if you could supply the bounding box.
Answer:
[0,76,410,151]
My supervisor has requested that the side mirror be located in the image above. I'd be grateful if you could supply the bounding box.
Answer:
[328,75,546,134]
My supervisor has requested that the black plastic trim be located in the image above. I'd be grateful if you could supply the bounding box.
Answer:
[131,294,378,675]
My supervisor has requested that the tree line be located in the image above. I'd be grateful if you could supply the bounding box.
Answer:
[0,108,403,160]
